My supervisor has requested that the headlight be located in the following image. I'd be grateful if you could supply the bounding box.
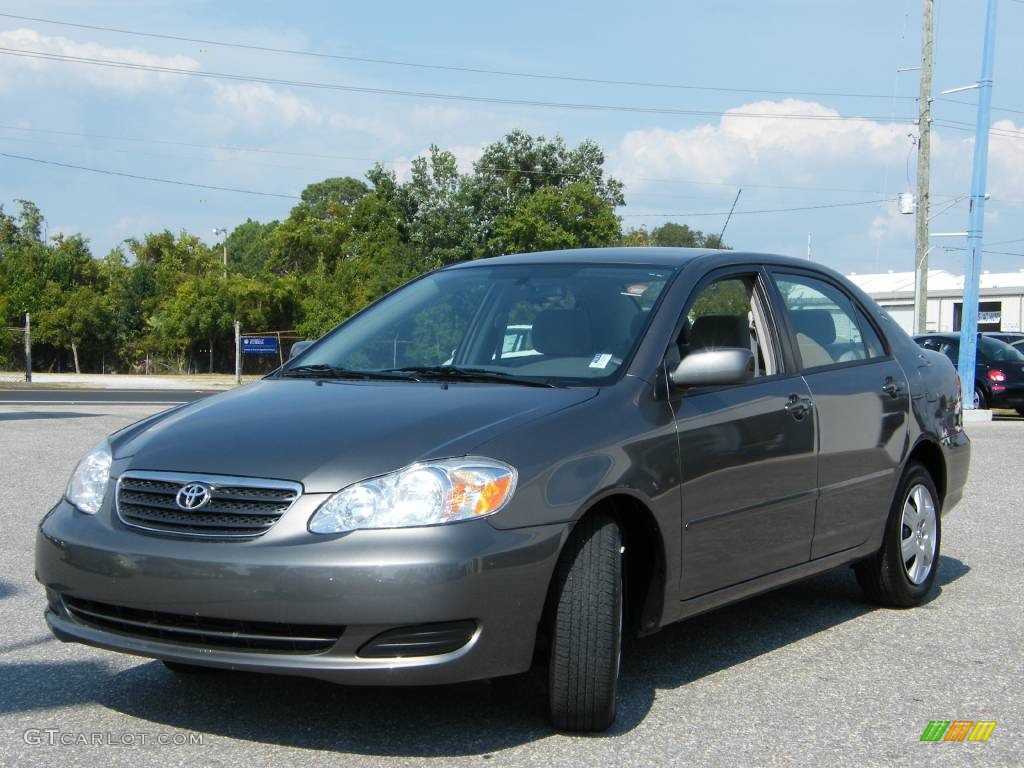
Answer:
[65,441,112,514]
[309,457,517,534]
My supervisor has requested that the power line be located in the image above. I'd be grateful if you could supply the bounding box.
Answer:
[619,198,896,217]
[938,97,1024,116]
[0,11,925,102]
[0,122,899,195]
[0,151,299,198]
[0,145,900,217]
[0,47,919,125]
[933,120,1024,140]
[942,246,1024,257]
[6,11,1024,119]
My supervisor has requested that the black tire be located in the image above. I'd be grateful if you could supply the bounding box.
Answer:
[1016,408,1024,418]
[162,660,218,674]
[855,463,941,607]
[974,385,988,410]
[548,513,623,733]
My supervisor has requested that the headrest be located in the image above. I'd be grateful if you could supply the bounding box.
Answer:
[532,308,594,357]
[790,309,836,346]
[690,314,749,350]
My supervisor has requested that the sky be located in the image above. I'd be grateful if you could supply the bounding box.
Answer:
[1,0,1022,276]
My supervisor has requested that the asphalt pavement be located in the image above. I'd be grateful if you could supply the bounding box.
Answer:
[0,401,1020,767]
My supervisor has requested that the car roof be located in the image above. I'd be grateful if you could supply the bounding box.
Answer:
[443,247,837,270]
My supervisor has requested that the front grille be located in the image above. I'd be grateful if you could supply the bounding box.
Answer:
[116,472,301,538]
[63,596,343,653]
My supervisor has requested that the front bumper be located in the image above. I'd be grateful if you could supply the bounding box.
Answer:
[36,499,568,685]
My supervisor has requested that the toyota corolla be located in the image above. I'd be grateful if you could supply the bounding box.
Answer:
[36,248,970,731]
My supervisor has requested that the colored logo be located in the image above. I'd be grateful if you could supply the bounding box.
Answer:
[920,721,996,742]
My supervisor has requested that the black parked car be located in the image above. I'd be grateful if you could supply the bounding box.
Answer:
[983,331,1024,346]
[914,332,1024,414]
[37,249,969,732]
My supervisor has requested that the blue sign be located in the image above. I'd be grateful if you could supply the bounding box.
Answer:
[242,336,279,356]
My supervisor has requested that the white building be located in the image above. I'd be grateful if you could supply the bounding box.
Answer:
[846,269,1024,335]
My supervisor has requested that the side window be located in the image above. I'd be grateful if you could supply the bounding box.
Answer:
[677,275,778,377]
[855,308,887,359]
[772,273,876,369]
[938,341,959,364]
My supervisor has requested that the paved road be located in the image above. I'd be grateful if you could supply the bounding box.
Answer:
[0,389,215,406]
[0,403,1020,767]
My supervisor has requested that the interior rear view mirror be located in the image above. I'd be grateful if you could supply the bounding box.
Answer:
[289,340,314,360]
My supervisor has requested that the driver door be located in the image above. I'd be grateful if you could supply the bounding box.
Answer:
[671,269,818,599]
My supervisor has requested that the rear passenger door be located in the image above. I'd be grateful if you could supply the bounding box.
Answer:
[768,270,910,559]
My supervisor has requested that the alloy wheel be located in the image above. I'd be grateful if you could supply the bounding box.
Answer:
[900,484,937,585]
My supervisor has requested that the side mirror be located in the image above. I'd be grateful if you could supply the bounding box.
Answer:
[289,340,314,360]
[671,348,754,388]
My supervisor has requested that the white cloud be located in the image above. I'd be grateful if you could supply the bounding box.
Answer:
[210,82,322,128]
[868,206,914,243]
[988,120,1024,202]
[614,99,913,188]
[0,28,199,91]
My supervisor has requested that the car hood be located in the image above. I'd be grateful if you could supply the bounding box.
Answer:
[113,379,598,492]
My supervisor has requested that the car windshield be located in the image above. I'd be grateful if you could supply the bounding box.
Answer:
[284,263,673,385]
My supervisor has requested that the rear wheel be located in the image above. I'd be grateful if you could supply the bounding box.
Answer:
[547,513,623,732]
[855,463,940,607]
[974,386,988,410]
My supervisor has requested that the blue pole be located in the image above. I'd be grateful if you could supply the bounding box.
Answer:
[957,0,998,408]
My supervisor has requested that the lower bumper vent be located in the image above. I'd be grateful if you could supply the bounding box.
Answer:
[357,621,477,658]
[63,596,343,654]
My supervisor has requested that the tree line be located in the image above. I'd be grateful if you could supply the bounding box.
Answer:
[0,130,726,374]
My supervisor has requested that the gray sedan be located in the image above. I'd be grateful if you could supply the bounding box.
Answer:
[36,248,969,732]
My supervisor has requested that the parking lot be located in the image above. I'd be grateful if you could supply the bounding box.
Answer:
[1,401,1020,767]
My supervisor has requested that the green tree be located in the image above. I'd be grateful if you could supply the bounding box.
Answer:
[466,130,624,257]
[402,147,476,268]
[226,218,278,277]
[493,182,621,253]
[34,283,113,373]
[299,177,370,218]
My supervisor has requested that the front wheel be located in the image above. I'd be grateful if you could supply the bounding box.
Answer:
[547,513,623,732]
[855,463,941,607]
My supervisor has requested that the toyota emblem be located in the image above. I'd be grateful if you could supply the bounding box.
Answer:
[175,483,212,510]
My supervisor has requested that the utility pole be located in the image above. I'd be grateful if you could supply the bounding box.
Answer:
[234,320,241,386]
[23,312,31,383]
[806,232,812,261]
[913,0,934,335]
[957,0,998,409]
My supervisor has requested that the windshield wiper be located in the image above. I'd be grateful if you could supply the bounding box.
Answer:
[279,364,416,381]
[385,365,560,388]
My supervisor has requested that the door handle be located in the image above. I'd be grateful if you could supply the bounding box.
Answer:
[882,377,902,398]
[785,393,814,420]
